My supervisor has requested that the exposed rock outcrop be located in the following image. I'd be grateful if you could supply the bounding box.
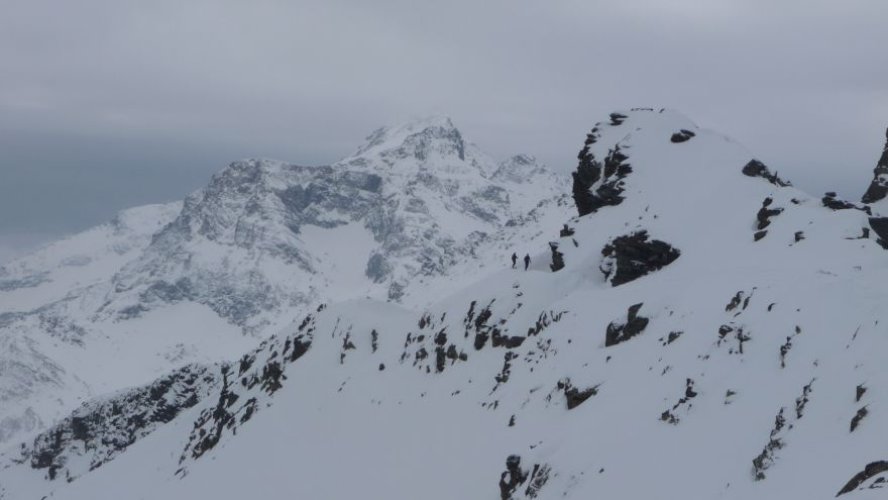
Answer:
[605,303,649,347]
[861,128,888,204]
[670,129,696,143]
[741,159,791,187]
[572,127,632,216]
[21,364,217,482]
[836,461,888,496]
[600,231,680,286]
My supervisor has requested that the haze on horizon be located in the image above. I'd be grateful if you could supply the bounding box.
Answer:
[2,0,887,261]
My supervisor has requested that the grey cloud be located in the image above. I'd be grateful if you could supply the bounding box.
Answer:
[1,0,886,248]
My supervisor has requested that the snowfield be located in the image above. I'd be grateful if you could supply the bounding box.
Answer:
[2,109,888,499]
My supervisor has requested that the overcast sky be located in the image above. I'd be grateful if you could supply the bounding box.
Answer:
[2,0,887,261]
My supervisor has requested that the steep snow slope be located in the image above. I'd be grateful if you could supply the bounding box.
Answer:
[4,109,887,499]
[0,117,570,449]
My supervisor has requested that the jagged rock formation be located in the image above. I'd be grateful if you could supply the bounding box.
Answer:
[571,139,632,217]
[741,159,791,187]
[600,231,680,286]
[861,128,888,204]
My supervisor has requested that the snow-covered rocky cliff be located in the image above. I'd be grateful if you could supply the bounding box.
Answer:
[3,109,888,499]
[0,116,570,450]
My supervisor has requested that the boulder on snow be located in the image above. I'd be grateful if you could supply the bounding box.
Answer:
[741,159,791,187]
[605,303,649,347]
[670,129,696,143]
[557,378,600,409]
[600,231,680,286]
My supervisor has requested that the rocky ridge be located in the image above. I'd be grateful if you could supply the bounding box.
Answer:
[3,109,888,499]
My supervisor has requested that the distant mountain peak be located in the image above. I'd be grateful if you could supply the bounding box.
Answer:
[492,154,552,184]
[358,115,458,151]
[343,115,473,169]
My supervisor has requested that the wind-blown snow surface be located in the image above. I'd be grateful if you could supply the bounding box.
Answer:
[4,109,888,499]
[0,116,570,450]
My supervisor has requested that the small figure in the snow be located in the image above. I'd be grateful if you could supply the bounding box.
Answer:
[524,254,531,271]
[511,252,518,268]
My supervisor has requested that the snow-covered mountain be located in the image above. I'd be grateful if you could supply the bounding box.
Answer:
[4,108,888,499]
[0,116,571,450]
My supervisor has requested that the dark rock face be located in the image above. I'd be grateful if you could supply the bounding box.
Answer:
[756,197,784,230]
[499,455,529,500]
[549,242,564,272]
[822,192,872,214]
[605,303,649,347]
[557,378,599,409]
[868,217,888,249]
[850,406,868,432]
[180,312,318,466]
[571,127,601,216]
[836,460,888,496]
[661,331,683,345]
[741,159,791,187]
[23,364,216,482]
[861,128,888,204]
[856,384,867,402]
[572,125,632,216]
[400,310,470,375]
[459,301,526,353]
[600,231,681,286]
[670,129,696,143]
[609,113,627,126]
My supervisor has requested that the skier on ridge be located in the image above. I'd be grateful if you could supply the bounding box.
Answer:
[511,253,518,268]
[524,254,531,271]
